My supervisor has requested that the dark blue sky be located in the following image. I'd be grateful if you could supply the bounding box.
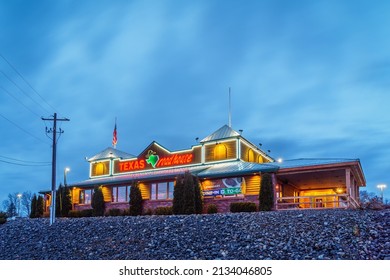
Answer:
[1,0,389,204]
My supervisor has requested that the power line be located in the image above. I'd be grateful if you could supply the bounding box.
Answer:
[0,155,50,165]
[0,53,58,114]
[0,159,51,167]
[0,69,51,115]
[0,84,41,118]
[0,113,49,145]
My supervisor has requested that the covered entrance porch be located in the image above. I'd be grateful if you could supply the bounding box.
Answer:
[274,159,365,210]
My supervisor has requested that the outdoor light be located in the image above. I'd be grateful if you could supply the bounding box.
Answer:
[336,188,344,194]
[377,184,386,202]
[64,167,71,187]
[277,158,283,163]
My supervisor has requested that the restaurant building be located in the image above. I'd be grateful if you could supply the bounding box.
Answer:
[49,125,365,213]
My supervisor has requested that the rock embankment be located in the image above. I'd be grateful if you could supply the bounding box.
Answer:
[0,209,389,260]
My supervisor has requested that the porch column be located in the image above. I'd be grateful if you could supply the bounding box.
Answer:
[345,168,351,206]
[272,173,277,210]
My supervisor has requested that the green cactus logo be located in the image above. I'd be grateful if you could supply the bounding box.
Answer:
[146,150,159,168]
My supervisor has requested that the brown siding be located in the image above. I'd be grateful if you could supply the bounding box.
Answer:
[244,175,261,195]
[240,142,270,163]
[102,186,112,202]
[139,183,150,200]
[283,184,296,197]
[192,146,202,163]
[72,188,80,204]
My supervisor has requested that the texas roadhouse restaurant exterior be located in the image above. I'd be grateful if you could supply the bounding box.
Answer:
[49,124,365,213]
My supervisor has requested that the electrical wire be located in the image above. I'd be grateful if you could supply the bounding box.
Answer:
[0,53,58,114]
[0,113,49,145]
[0,85,41,118]
[0,69,51,115]
[0,155,50,165]
[0,159,51,167]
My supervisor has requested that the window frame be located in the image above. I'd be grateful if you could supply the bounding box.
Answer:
[150,181,174,200]
[79,189,93,204]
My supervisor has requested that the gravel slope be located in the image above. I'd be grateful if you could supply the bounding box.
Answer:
[0,209,389,260]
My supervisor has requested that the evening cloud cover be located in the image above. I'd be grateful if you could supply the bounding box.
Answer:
[0,0,389,203]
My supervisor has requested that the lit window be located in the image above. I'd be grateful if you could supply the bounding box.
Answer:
[247,149,255,162]
[79,189,93,204]
[214,144,227,160]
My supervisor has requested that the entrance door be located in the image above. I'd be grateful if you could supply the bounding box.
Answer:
[315,198,323,208]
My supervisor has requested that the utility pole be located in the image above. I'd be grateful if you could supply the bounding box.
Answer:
[42,113,70,225]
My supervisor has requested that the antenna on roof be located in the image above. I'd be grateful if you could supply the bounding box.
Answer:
[228,87,232,128]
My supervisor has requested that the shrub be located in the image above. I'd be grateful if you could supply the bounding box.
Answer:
[359,191,386,210]
[154,206,173,215]
[36,195,44,217]
[230,202,257,213]
[56,185,72,217]
[122,208,130,216]
[69,209,94,218]
[173,172,203,215]
[183,172,195,214]
[107,208,122,216]
[30,194,37,218]
[193,176,203,214]
[173,174,185,214]
[0,212,7,224]
[69,210,81,218]
[143,208,153,216]
[30,194,45,218]
[80,209,94,217]
[129,182,143,216]
[206,204,218,214]
[91,187,105,216]
[259,173,274,211]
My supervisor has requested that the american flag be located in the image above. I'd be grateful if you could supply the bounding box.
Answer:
[112,122,117,148]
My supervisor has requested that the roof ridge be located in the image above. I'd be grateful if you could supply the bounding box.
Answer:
[200,124,240,142]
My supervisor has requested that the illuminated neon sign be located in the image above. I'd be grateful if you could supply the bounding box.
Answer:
[118,159,145,172]
[116,150,194,173]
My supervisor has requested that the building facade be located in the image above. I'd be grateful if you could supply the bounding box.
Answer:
[46,125,366,213]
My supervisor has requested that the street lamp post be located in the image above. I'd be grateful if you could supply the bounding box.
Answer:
[59,167,71,215]
[17,193,22,217]
[377,184,386,203]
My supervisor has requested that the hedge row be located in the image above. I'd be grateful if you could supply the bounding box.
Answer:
[230,202,257,213]
[0,212,7,224]
[57,202,265,218]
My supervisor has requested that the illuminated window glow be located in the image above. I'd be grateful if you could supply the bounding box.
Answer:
[214,144,227,160]
[79,189,93,204]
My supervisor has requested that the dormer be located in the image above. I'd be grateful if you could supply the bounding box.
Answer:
[200,125,274,164]
[88,147,135,178]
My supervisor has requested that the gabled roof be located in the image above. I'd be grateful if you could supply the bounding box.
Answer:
[200,124,241,143]
[88,147,135,162]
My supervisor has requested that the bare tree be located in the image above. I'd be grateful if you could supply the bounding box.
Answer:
[4,193,23,217]
[21,191,33,217]
[2,199,10,212]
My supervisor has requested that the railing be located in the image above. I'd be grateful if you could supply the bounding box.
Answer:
[276,194,359,210]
